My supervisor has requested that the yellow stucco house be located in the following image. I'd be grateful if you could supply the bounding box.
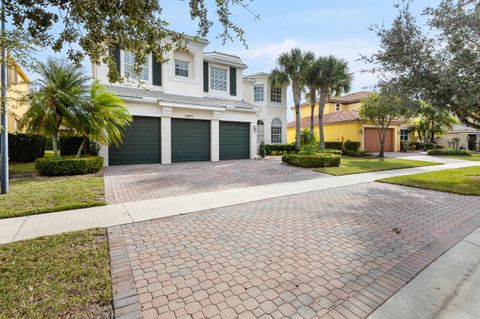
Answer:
[287,91,405,152]
[2,59,30,133]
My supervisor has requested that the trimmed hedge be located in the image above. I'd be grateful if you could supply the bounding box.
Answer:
[427,149,472,156]
[343,150,372,157]
[35,156,104,176]
[344,140,361,151]
[6,134,45,162]
[265,143,296,155]
[324,141,343,150]
[318,149,343,155]
[282,153,341,168]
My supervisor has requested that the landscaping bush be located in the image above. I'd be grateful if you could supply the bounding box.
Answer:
[427,149,472,156]
[35,156,104,176]
[259,142,266,158]
[265,143,296,155]
[6,133,45,162]
[300,128,316,146]
[318,149,343,155]
[343,150,372,157]
[282,153,341,168]
[344,140,361,151]
[324,141,343,150]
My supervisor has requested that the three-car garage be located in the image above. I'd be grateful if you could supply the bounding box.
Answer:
[108,116,252,165]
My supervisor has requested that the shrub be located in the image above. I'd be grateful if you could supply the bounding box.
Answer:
[427,149,472,156]
[282,153,341,168]
[35,156,104,176]
[299,144,318,155]
[6,134,45,162]
[344,140,361,151]
[264,144,296,155]
[318,149,343,155]
[259,142,266,158]
[324,141,343,150]
[343,150,372,157]
[300,128,316,146]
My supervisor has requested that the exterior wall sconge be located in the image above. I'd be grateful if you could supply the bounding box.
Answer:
[359,129,363,134]
[253,125,256,133]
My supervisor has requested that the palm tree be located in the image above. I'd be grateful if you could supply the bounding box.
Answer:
[316,56,353,149]
[270,48,315,151]
[75,80,132,156]
[305,59,321,133]
[20,59,89,156]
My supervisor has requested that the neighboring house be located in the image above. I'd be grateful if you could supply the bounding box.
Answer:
[242,72,287,146]
[287,91,404,152]
[3,60,30,133]
[435,124,477,150]
[93,40,287,166]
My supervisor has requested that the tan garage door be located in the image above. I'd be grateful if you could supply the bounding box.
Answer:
[364,128,394,152]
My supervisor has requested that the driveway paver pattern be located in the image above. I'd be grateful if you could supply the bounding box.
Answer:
[104,159,325,204]
[108,182,480,319]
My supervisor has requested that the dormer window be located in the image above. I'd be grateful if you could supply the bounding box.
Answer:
[271,87,282,103]
[175,60,189,77]
[335,103,341,112]
[124,50,148,81]
[210,66,227,92]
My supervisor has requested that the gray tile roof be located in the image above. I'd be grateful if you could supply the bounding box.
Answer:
[105,85,258,112]
[203,51,247,68]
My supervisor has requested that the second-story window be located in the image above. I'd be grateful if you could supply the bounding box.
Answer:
[175,60,189,77]
[124,51,148,81]
[210,67,227,92]
[271,87,282,103]
[335,103,341,112]
[254,85,264,102]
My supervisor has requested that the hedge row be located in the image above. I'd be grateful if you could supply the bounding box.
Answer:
[264,144,296,155]
[3,134,45,162]
[324,141,343,150]
[35,156,104,176]
[427,149,471,156]
[282,153,341,168]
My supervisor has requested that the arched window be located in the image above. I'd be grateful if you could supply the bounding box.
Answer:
[271,118,282,144]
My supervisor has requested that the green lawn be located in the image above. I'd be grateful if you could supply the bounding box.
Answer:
[315,156,441,176]
[0,229,112,319]
[446,153,480,162]
[9,150,55,176]
[0,176,106,219]
[378,166,480,196]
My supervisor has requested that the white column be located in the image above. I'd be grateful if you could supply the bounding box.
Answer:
[211,119,219,161]
[160,105,173,164]
[250,122,257,159]
[99,144,109,167]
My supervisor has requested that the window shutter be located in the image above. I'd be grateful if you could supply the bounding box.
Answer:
[203,62,209,92]
[229,67,237,96]
[113,44,121,75]
[152,53,162,86]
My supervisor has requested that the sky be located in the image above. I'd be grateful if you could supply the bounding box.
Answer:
[23,0,440,119]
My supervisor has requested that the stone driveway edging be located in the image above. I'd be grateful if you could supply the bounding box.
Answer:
[320,213,480,319]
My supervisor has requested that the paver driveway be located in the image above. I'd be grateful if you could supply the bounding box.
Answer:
[108,182,480,319]
[104,158,324,203]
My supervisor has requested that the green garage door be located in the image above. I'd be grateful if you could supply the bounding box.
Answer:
[220,121,250,160]
[109,116,161,165]
[172,119,210,162]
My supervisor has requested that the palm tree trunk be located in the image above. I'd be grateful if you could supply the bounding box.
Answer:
[76,139,86,157]
[295,103,301,151]
[52,135,59,157]
[310,103,315,133]
[318,92,327,150]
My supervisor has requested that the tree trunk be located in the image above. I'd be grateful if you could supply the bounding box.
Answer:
[378,128,386,158]
[309,88,316,133]
[295,103,301,151]
[76,139,86,158]
[318,92,327,150]
[52,135,59,157]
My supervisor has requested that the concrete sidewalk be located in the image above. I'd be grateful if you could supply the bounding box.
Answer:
[368,227,480,319]
[1,158,479,244]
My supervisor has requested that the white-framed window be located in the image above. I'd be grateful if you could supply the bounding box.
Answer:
[175,60,189,77]
[210,66,227,92]
[254,85,264,102]
[257,120,265,144]
[124,51,148,81]
[271,87,282,103]
[335,103,341,112]
[271,118,282,144]
[400,129,409,141]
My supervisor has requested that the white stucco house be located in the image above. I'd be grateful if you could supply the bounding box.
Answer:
[93,39,287,166]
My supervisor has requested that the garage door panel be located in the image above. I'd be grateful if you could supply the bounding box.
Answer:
[220,121,250,160]
[109,116,161,165]
[172,119,210,162]
[364,128,393,152]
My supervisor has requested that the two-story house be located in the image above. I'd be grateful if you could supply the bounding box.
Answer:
[93,39,287,166]
[287,91,404,152]
[3,59,30,133]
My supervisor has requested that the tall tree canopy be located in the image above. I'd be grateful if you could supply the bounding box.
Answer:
[363,0,480,129]
[3,0,254,81]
